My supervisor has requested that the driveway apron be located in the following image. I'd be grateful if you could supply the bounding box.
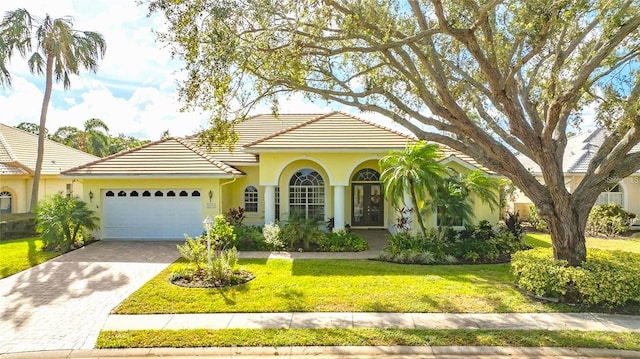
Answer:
[0,240,179,354]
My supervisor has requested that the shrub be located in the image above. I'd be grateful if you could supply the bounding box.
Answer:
[504,211,523,239]
[209,214,236,250]
[280,215,323,250]
[528,205,547,232]
[36,194,99,252]
[177,234,209,270]
[233,225,266,251]
[380,221,530,264]
[586,203,636,237]
[262,222,284,250]
[512,248,640,307]
[316,230,369,252]
[225,207,246,226]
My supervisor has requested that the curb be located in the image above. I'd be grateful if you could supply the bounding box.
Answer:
[2,346,640,358]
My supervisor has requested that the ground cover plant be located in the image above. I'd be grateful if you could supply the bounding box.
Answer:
[232,218,368,252]
[379,221,530,264]
[115,258,572,314]
[0,237,61,278]
[97,328,640,350]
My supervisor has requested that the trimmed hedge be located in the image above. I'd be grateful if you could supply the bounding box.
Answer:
[512,248,640,307]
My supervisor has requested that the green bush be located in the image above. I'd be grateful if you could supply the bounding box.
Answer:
[233,225,267,250]
[36,194,99,252]
[528,205,547,232]
[586,203,636,237]
[512,248,640,307]
[177,235,209,270]
[380,221,530,264]
[280,215,323,250]
[316,230,369,252]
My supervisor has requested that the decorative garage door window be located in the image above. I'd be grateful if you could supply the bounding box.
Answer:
[244,186,258,212]
[289,169,325,220]
[104,190,201,197]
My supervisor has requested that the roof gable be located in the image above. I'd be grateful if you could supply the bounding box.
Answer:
[517,128,640,174]
[0,123,99,175]
[243,112,416,150]
[62,137,242,177]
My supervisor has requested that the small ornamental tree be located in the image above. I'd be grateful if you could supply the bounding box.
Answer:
[36,193,99,252]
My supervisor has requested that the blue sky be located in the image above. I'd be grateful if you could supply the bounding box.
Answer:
[0,0,333,140]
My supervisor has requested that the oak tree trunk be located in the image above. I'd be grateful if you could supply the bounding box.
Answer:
[545,210,587,266]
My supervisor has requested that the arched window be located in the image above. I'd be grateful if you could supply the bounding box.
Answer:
[352,168,380,182]
[596,183,624,207]
[167,191,176,197]
[179,190,188,197]
[289,169,325,220]
[155,191,164,197]
[106,191,115,197]
[192,191,200,197]
[0,191,12,214]
[118,190,127,197]
[130,191,139,197]
[142,191,151,197]
[244,186,258,212]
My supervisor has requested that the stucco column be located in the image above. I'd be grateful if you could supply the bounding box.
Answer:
[264,185,276,225]
[333,185,346,231]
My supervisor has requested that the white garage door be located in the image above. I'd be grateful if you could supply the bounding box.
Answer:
[102,189,203,240]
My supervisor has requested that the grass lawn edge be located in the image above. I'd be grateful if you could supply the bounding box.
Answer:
[97,328,640,351]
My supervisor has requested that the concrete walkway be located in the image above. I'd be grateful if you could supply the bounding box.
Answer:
[103,312,640,332]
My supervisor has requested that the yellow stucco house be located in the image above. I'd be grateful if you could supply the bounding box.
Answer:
[61,112,499,240]
[513,128,640,228]
[0,123,99,214]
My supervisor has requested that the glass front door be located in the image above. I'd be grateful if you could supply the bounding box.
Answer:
[352,183,384,227]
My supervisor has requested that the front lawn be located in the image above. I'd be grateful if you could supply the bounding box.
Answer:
[97,328,640,350]
[114,259,568,314]
[0,237,61,278]
[524,233,640,253]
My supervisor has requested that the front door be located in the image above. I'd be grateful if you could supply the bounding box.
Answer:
[352,183,384,227]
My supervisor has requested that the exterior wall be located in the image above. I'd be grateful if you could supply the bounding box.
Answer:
[512,174,640,226]
[0,175,81,213]
[77,177,222,238]
[222,166,263,226]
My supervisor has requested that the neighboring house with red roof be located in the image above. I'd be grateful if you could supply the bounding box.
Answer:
[61,112,500,240]
[513,127,640,227]
[0,123,99,214]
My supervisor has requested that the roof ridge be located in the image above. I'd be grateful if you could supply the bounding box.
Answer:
[334,111,417,140]
[174,137,241,175]
[242,112,338,147]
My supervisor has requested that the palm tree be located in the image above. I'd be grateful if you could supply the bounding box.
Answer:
[0,9,106,212]
[380,141,446,237]
[432,169,501,229]
[77,118,110,156]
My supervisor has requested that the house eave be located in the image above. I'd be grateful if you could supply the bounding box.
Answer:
[60,173,242,179]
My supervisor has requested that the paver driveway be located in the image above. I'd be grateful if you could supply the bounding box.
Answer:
[0,240,179,354]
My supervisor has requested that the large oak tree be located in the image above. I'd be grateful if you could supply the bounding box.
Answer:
[148,0,640,265]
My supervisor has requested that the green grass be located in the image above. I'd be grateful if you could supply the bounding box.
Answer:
[525,233,640,253]
[114,258,570,314]
[97,329,640,350]
[0,237,61,278]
